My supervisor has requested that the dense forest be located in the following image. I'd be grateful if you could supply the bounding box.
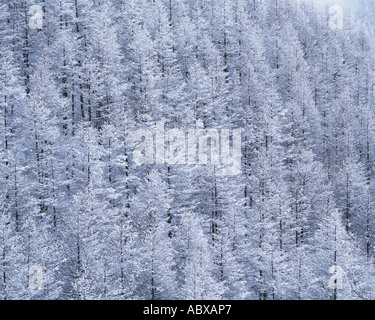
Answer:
[1,0,375,300]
